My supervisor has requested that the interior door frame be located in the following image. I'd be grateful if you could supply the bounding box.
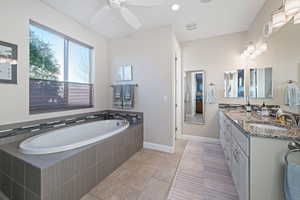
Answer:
[183,69,206,125]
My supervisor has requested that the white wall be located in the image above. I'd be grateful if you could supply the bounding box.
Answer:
[109,26,175,148]
[181,32,247,138]
[0,0,109,125]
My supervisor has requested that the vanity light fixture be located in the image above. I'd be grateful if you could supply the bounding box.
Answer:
[257,42,268,53]
[271,0,300,29]
[247,43,255,54]
[294,11,300,23]
[285,0,300,16]
[272,8,287,28]
[241,41,268,59]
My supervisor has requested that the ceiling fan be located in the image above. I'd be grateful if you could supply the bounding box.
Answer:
[91,0,165,30]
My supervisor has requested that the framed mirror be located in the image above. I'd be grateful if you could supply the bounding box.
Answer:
[184,70,205,124]
[249,67,273,98]
[224,69,245,98]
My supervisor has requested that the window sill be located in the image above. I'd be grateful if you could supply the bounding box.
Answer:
[30,106,94,115]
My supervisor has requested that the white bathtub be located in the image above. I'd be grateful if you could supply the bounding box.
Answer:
[19,120,129,155]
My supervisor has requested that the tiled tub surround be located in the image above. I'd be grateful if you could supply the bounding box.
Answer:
[0,111,143,200]
[0,110,143,146]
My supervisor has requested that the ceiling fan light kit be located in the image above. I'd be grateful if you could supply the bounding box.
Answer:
[91,0,165,30]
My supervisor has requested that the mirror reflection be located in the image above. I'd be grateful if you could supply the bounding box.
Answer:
[224,69,245,98]
[184,71,205,124]
[249,68,273,98]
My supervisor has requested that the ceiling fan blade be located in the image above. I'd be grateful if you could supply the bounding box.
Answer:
[126,0,165,7]
[120,7,142,30]
[90,5,111,25]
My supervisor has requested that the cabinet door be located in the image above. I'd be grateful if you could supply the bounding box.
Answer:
[231,142,240,191]
[232,140,249,200]
[220,128,225,149]
[238,149,249,200]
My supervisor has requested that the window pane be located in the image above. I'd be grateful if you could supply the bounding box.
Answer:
[29,25,64,81]
[68,41,91,83]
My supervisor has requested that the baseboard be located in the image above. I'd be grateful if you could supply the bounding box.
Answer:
[179,134,220,144]
[143,142,175,153]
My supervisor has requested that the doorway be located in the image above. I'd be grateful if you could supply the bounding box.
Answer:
[184,70,205,124]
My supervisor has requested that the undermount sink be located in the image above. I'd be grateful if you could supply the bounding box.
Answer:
[248,123,289,131]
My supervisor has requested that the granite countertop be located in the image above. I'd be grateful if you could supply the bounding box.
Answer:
[221,109,300,140]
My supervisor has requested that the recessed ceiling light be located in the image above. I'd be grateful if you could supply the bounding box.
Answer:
[171,4,180,11]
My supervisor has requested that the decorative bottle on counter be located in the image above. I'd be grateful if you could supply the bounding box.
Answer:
[245,96,252,112]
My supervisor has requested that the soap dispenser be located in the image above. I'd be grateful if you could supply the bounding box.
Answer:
[261,102,269,116]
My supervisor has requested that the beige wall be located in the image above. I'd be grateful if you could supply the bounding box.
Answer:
[245,0,300,107]
[181,0,300,138]
[181,32,247,138]
[0,0,109,125]
[109,26,175,147]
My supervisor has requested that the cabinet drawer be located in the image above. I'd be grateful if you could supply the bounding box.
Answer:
[231,124,249,156]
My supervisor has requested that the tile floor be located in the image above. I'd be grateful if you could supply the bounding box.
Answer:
[81,140,187,200]
[81,140,238,200]
[168,141,239,200]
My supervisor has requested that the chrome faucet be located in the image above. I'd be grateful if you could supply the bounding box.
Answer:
[277,113,299,128]
[288,140,300,150]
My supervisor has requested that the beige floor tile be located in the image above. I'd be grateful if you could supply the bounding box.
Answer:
[84,139,188,200]
[81,194,101,200]
[153,167,177,183]
[101,184,141,200]
[138,178,170,200]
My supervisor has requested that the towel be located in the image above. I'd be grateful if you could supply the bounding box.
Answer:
[207,85,217,104]
[122,85,135,109]
[284,162,300,200]
[113,85,123,108]
[284,83,300,107]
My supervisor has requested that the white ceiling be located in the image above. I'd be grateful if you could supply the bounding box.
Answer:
[40,0,266,42]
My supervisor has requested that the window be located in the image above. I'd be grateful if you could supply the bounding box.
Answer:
[29,21,93,113]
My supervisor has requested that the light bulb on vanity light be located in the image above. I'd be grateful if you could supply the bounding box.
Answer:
[272,9,287,28]
[257,42,268,53]
[285,0,300,16]
[241,52,247,59]
[247,43,255,54]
